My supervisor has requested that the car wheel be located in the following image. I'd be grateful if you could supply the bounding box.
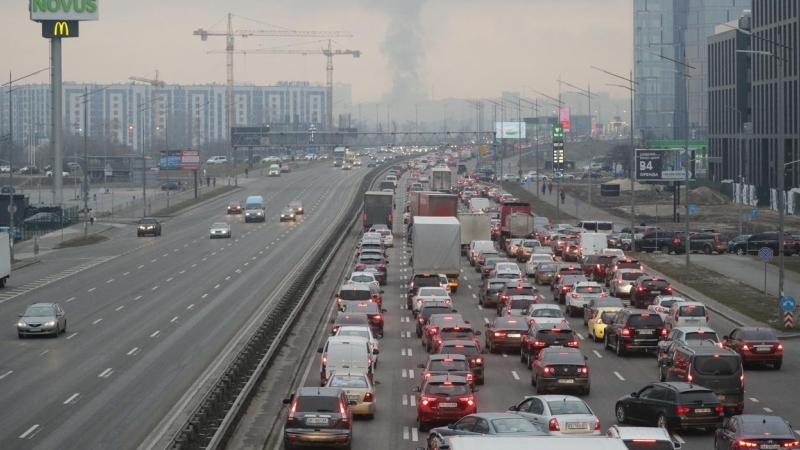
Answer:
[774,361,782,370]
[418,417,429,432]
[531,373,536,386]
[656,413,668,429]
[615,404,628,424]
[660,245,670,254]
[137,232,141,237]
[704,245,712,254]
[616,338,626,356]
[590,330,597,342]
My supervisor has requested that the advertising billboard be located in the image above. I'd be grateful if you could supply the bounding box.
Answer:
[559,107,571,132]
[494,122,526,139]
[635,148,696,181]
[180,150,200,171]
[30,0,99,21]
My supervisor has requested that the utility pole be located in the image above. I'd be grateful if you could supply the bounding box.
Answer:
[557,78,598,212]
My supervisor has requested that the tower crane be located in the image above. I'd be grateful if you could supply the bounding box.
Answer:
[130,71,166,151]
[194,13,352,133]
[209,40,360,130]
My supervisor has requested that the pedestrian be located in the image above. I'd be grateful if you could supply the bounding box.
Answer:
[89,208,95,225]
[245,168,249,178]
[212,177,216,187]
[206,175,211,187]
[541,183,546,195]
[548,182,553,194]
[560,190,566,204]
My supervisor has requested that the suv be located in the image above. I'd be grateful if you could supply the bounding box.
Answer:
[552,265,583,290]
[630,277,673,309]
[553,275,589,304]
[604,258,644,285]
[520,322,578,368]
[732,232,797,256]
[282,387,353,450]
[431,323,481,354]
[412,375,477,432]
[581,254,616,282]
[484,317,528,353]
[604,309,667,356]
[565,282,607,317]
[416,302,457,338]
[478,278,507,308]
[634,231,685,254]
[688,232,729,254]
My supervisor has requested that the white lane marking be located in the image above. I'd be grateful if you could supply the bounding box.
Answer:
[92,318,103,325]
[211,253,216,256]
[138,265,145,269]
[88,287,96,292]
[19,424,40,439]
[467,285,472,289]
[673,434,685,444]
[38,350,49,357]
[179,271,185,275]
[66,333,77,340]
[98,368,113,378]
[576,333,585,341]
[402,394,408,405]
[764,407,774,413]
[412,427,419,442]
[134,295,142,301]
[592,350,603,359]
[403,426,409,440]
[127,347,139,356]
[151,286,159,291]
[151,331,161,338]
[191,264,197,267]
[410,395,417,406]
[151,259,157,263]
[166,278,173,282]
[408,369,415,378]
[214,284,221,289]
[66,297,75,302]
[116,306,124,311]
[402,369,408,378]
[225,276,231,280]
[0,370,13,380]
[123,272,130,276]
[170,317,179,323]
[749,398,759,402]
[63,393,80,405]
[202,258,207,262]
[401,349,406,356]
[511,371,520,380]
[202,294,208,299]
[476,303,482,309]
[483,317,489,323]
[187,304,195,310]
[408,348,413,356]
[614,371,625,381]
[244,262,249,266]
[107,279,114,283]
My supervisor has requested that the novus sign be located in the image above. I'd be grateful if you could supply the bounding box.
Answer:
[30,0,99,21]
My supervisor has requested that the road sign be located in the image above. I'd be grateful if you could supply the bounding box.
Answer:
[573,199,580,207]
[688,204,697,214]
[781,296,796,312]
[7,205,16,214]
[785,311,794,328]
[634,148,696,181]
[758,247,774,262]
[479,145,488,155]
[752,208,759,218]
[180,150,200,171]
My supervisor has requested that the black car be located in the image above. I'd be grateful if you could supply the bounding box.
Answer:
[282,387,353,450]
[341,302,387,338]
[714,415,799,450]
[732,232,797,256]
[22,212,66,231]
[479,278,507,308]
[630,277,673,309]
[161,182,181,191]
[496,282,539,315]
[530,347,590,395]
[1,185,15,194]
[484,317,528,353]
[604,309,667,356]
[355,254,388,285]
[136,217,162,237]
[615,382,725,430]
[520,322,579,368]
[634,230,686,254]
[417,302,457,338]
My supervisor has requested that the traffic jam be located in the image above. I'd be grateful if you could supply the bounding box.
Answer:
[282,149,796,450]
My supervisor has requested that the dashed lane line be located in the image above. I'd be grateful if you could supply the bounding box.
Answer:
[63,393,80,405]
[592,350,603,359]
[98,368,113,378]
[511,371,520,380]
[614,371,625,381]
[0,370,13,380]
[19,424,40,439]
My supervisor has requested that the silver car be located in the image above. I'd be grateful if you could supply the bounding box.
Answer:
[509,395,600,436]
[565,282,607,317]
[17,302,67,338]
[279,207,296,222]
[209,222,232,238]
[608,269,645,298]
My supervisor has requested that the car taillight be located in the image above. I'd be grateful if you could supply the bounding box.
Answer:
[418,317,425,323]
[579,367,589,375]
[561,319,567,324]
[331,327,339,334]
[466,373,474,382]
[571,294,581,298]
[428,327,438,335]
[356,264,365,269]
[339,400,349,423]
[533,340,546,347]
[542,366,553,374]
[420,396,436,406]
[475,358,483,365]
[506,309,511,316]
[374,315,383,321]
[494,332,506,337]
[742,344,750,351]
[287,397,299,424]
[567,341,579,347]
[562,286,570,291]
[737,441,758,448]
[595,318,603,325]
[548,418,560,431]
[661,328,668,336]
[621,328,631,336]
[595,418,601,430]
[675,406,691,414]
[460,397,475,406]
[377,264,386,269]
[424,372,432,379]
[714,406,724,413]
[363,392,374,402]
[664,287,673,293]
[782,441,800,448]
[777,344,784,351]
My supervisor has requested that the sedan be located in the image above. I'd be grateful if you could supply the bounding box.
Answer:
[427,413,544,444]
[412,287,452,315]
[209,222,232,238]
[161,182,181,191]
[227,201,243,214]
[484,317,528,353]
[279,208,296,222]
[324,372,376,419]
[714,414,800,450]
[564,282,607,318]
[722,326,783,369]
[17,302,67,338]
[508,395,600,436]
[529,261,559,282]
[522,304,567,327]
[136,217,162,236]
[413,375,477,432]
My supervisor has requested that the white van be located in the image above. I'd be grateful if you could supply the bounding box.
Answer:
[206,156,228,165]
[318,335,377,385]
[577,220,614,233]
[469,197,490,213]
[665,301,710,329]
[579,232,608,256]
[268,164,280,176]
[244,195,265,223]
[469,240,495,266]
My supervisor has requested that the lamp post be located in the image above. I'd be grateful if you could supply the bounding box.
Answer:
[557,79,599,213]
[510,95,540,181]
[78,84,111,237]
[137,97,158,218]
[724,105,745,235]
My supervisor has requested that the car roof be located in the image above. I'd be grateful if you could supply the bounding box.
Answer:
[528,304,561,310]
[573,281,602,287]
[493,317,527,326]
[739,414,789,425]
[540,347,582,356]
[655,381,714,392]
[296,387,344,397]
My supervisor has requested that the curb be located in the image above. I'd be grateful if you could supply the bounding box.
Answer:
[11,259,40,271]
[151,186,244,218]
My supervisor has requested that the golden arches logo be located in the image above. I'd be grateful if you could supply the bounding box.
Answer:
[53,21,70,36]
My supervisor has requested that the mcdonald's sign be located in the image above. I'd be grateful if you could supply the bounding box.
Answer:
[41,20,80,38]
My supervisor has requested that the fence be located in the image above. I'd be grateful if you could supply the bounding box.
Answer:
[18,205,80,241]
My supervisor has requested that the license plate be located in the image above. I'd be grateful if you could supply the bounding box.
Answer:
[365,268,378,272]
[651,290,661,294]
[508,334,521,338]
[694,408,711,413]
[558,379,575,384]
[347,394,360,401]
[760,445,780,449]
[684,319,701,324]
[306,417,329,424]
[439,402,457,408]
[567,422,588,430]
[718,395,726,400]
[756,347,771,352]
[638,329,655,335]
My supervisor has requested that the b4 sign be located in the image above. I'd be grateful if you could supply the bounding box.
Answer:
[30,0,99,21]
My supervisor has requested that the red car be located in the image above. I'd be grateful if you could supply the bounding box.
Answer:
[413,375,476,432]
[722,327,783,369]
[431,323,481,354]
[280,165,291,173]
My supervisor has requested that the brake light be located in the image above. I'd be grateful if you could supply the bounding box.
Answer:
[533,340,546,347]
[714,235,720,242]
[567,341,579,347]
[542,366,553,373]
[595,319,603,325]
[661,328,668,336]
[595,418,601,430]
[460,397,475,406]
[424,373,431,379]
[742,344,750,351]
[548,418,560,431]
[287,397,299,424]
[363,392,374,402]
[561,319,567,324]
[622,328,631,336]
[420,396,436,406]
[599,293,608,298]
[356,264,365,269]
[571,294,581,298]
[737,441,758,448]
[377,264,386,269]
[674,238,681,244]
[675,406,691,414]
[466,373,474,382]
[782,441,800,448]
[339,400,349,423]
[494,332,506,337]
[506,309,511,316]
[579,367,589,375]
[475,358,483,365]
[428,327,438,335]
[374,315,383,321]
[777,344,784,351]
[714,406,724,413]
[562,286,570,291]
[419,317,424,323]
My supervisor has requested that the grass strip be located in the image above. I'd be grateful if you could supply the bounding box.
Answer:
[152,186,238,217]
[56,234,108,248]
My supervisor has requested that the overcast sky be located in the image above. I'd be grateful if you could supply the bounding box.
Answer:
[2,0,633,107]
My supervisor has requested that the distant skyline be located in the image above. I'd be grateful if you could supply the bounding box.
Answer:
[1,1,633,108]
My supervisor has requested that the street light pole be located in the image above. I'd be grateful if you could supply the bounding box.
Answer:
[724,105,744,235]
[557,79,599,212]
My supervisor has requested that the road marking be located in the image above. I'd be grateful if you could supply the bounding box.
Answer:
[764,407,774,413]
[134,295,142,300]
[66,333,77,340]
[63,393,80,405]
[92,318,103,325]
[151,259,157,263]
[592,350,603,359]
[127,347,139,356]
[409,369,414,378]
[0,370,12,380]
[401,349,406,356]
[403,426,409,440]
[138,265,145,269]
[115,306,125,312]
[614,371,625,381]
[98,368,113,378]
[483,317,489,323]
[476,303,482,309]
[214,284,221,289]
[66,297,76,302]
[151,331,161,338]
[38,350,49,357]
[202,294,208,299]
[511,371,520,380]
[410,395,417,406]
[191,264,197,267]
[411,427,419,442]
[225,276,231,280]
[576,333,585,341]
[408,348,413,356]
[107,279,114,283]
[750,397,759,402]
[170,317,179,323]
[166,278,173,282]
[187,304,195,310]
[179,270,185,275]
[673,434,685,444]
[163,254,169,257]
[402,369,408,378]
[402,317,409,322]
[88,287,96,292]
[19,424,40,439]
[403,394,408,405]
[244,262,249,266]
[202,258,207,262]
[123,272,130,276]
[151,286,159,291]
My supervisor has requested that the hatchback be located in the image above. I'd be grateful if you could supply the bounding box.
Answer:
[714,415,799,450]
[665,302,709,329]
[413,375,477,432]
[282,387,353,449]
[530,347,590,395]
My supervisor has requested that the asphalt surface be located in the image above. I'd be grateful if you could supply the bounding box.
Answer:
[285,161,800,450]
[0,162,369,449]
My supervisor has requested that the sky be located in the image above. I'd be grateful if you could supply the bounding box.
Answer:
[1,0,633,116]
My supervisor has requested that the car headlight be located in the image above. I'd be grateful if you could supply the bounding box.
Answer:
[45,321,56,326]
[17,321,26,327]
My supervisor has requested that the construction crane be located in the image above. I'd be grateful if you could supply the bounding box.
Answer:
[194,13,352,133]
[210,40,360,130]
[130,71,166,153]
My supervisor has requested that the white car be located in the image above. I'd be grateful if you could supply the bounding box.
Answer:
[412,286,451,315]
[362,232,382,241]
[334,325,379,365]
[438,274,452,294]
[647,295,686,321]
[0,165,11,173]
[268,164,281,176]
[261,156,281,163]
[600,248,626,258]
[209,222,232,239]
[664,301,709,329]
[490,262,523,281]
[525,254,557,276]
[608,269,645,298]
[347,272,380,287]
[206,156,228,164]
[376,229,394,247]
[522,304,567,326]
[565,282,606,317]
[46,170,70,177]
[354,159,363,166]
[304,154,318,161]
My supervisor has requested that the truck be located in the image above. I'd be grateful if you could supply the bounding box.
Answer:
[430,167,453,191]
[458,213,491,256]
[459,150,471,162]
[362,191,393,231]
[417,192,458,219]
[498,201,532,249]
[506,212,535,239]
[0,233,10,287]
[412,216,461,293]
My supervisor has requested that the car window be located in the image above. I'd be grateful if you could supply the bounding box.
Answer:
[295,395,340,412]
[543,351,584,364]
[684,332,718,342]
[429,359,469,371]
[454,417,477,431]
[419,287,448,297]
[642,280,669,289]
[678,305,706,317]
[741,421,792,436]
[622,441,675,450]
[421,307,452,319]
[337,329,370,339]
[693,355,739,376]
[491,418,538,433]
[659,299,682,308]
[329,375,369,388]
[442,345,479,357]
[546,400,591,415]
[527,398,544,414]
[742,329,777,340]
[599,312,616,323]
[425,382,470,396]
[575,286,601,294]
[678,391,720,404]
[621,272,641,281]
[439,329,476,340]
[530,308,563,318]
[627,315,663,327]
[473,419,490,434]
[349,275,375,284]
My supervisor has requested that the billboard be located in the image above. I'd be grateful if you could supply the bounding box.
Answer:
[30,0,99,21]
[635,148,696,181]
[559,107,571,132]
[494,122,526,139]
[180,150,200,171]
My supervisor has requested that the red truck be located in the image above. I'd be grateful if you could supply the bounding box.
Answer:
[410,191,459,225]
[498,201,532,249]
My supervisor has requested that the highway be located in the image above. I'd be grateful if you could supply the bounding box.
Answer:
[0,162,370,449]
[284,161,800,450]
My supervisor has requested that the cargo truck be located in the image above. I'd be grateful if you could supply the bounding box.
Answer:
[411,216,461,293]
[507,213,535,239]
[362,191,393,231]
[458,213,491,256]
[0,233,10,287]
[430,167,453,191]
[498,201,532,250]
[409,191,458,226]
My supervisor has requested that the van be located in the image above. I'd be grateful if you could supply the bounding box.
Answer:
[577,220,614,233]
[665,301,710,328]
[579,232,609,256]
[206,156,228,165]
[662,344,744,415]
[244,195,265,223]
[268,164,280,176]
[318,336,377,385]
[469,197,490,213]
[469,240,495,266]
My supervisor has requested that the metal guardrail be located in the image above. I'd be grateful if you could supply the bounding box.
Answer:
[167,158,408,450]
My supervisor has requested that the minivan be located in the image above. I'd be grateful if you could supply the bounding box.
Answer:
[662,344,744,415]
[244,195,265,223]
[577,220,614,233]
[318,336,377,385]
[268,164,280,176]
[206,156,228,164]
[469,240,495,266]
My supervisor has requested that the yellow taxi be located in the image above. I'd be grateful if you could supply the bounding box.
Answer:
[325,371,377,419]
[587,307,622,342]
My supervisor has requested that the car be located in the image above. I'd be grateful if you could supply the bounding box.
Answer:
[282,387,353,449]
[408,273,447,306]
[341,302,387,338]
[529,261,559,282]
[489,263,524,282]
[413,375,477,432]
[604,309,667,356]
[431,322,481,353]
[412,286,451,315]
[552,265,584,290]
[268,164,281,176]
[323,371,377,420]
[342,162,353,170]
[280,165,291,173]
[634,230,686,254]
[561,240,582,262]
[279,207,297,222]
[608,269,645,298]
[688,232,730,254]
[581,254,617,282]
[346,272,380,287]
[136,217,162,236]
[437,340,485,384]
[373,228,394,247]
[657,326,720,359]
[605,258,644,284]
[209,222,232,238]
[474,250,501,272]
[553,275,589,304]
[353,159,363,166]
[508,395,600,436]
[426,413,544,445]
[564,282,607,317]
[582,296,626,326]
[664,301,709,329]
[334,326,379,365]
[614,382,725,430]
[714,414,799,450]
[0,185,15,193]
[160,182,181,191]
[629,277,673,309]
[497,282,539,316]
[46,170,70,177]
[206,156,228,164]
[727,234,750,253]
[520,322,578,368]
[285,200,305,215]
[722,327,783,369]
[481,256,510,279]
[336,283,379,311]
[606,425,683,450]
[422,314,466,350]
[522,304,567,327]
[261,156,281,163]
[21,212,68,231]
[417,302,457,338]
[507,238,525,258]
[500,295,540,317]
[330,313,370,336]
[530,347,590,395]
[17,302,67,338]
[227,201,243,214]
[417,354,475,388]
[478,278,507,308]
[19,165,40,174]
[484,317,528,353]
[586,307,622,342]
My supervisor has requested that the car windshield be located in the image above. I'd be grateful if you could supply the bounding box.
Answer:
[245,203,261,209]
[429,359,469,371]
[414,277,441,288]
[335,315,369,326]
[350,275,375,283]
[25,306,53,317]
[544,351,585,364]
[211,223,227,228]
[642,280,669,289]
[621,272,642,281]
[509,298,537,310]
[491,418,539,433]
[295,396,340,412]
[547,400,592,415]
[442,345,479,357]
[693,355,740,376]
[337,329,370,339]
[522,240,540,247]
[622,441,676,450]
[439,329,475,340]
[576,286,601,294]
[538,264,559,272]
[488,282,506,291]
[683,332,718,342]
[537,329,574,339]
[531,308,563,318]
[741,421,792,436]
[329,376,369,388]
[419,287,448,297]
[505,286,536,296]
[678,305,706,317]
[340,290,372,301]
[600,312,616,323]
[140,218,157,224]
[425,382,470,396]
[628,315,663,327]
[742,329,778,340]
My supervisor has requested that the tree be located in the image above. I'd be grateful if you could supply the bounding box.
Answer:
[607,144,634,174]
